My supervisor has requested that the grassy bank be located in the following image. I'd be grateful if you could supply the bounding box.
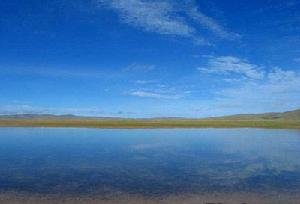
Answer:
[0,119,299,129]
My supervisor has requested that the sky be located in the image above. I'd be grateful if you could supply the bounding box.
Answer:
[0,0,300,118]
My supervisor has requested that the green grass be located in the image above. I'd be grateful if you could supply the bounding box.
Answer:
[0,119,299,129]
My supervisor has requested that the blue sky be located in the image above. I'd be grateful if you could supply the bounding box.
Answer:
[0,0,300,117]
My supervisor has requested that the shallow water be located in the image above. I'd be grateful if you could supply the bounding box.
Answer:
[0,128,300,201]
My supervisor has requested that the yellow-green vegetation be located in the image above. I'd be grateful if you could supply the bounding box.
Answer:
[0,119,299,129]
[1,109,299,129]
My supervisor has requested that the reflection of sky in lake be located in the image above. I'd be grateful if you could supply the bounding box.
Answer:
[0,128,299,195]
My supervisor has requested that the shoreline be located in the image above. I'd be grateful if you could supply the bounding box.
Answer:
[1,192,300,204]
[0,119,299,129]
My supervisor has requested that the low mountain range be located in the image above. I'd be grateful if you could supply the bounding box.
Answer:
[0,109,299,121]
[209,109,300,121]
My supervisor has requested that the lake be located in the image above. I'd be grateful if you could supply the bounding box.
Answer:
[0,128,300,203]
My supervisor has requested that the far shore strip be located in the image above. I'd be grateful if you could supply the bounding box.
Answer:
[0,119,299,129]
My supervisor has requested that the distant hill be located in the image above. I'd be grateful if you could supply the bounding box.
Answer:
[0,114,123,120]
[209,109,300,121]
[0,114,81,120]
[0,108,299,121]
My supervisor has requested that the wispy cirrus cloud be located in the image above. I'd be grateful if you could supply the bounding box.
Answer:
[130,91,182,99]
[195,59,300,115]
[214,67,300,113]
[0,62,155,79]
[124,63,155,72]
[0,66,119,79]
[99,0,194,36]
[187,7,240,40]
[134,80,156,84]
[98,0,239,44]
[198,56,265,80]
[129,78,191,100]
[190,55,300,115]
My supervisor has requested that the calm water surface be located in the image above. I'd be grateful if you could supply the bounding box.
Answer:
[0,128,300,196]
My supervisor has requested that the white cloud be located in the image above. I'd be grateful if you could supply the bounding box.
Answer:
[0,66,119,79]
[198,56,265,80]
[267,67,298,82]
[99,0,194,36]
[135,80,156,84]
[98,0,238,44]
[124,63,155,72]
[1,63,155,79]
[130,79,191,100]
[223,78,243,83]
[130,91,182,99]
[188,7,240,40]
[212,67,300,114]
[294,58,300,62]
[192,56,300,116]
